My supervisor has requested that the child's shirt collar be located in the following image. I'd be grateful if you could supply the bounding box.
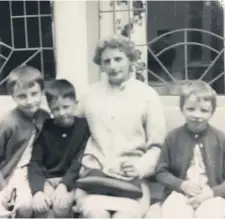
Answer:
[15,107,47,132]
[184,123,210,140]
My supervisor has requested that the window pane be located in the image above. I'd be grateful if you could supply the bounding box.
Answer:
[40,1,51,14]
[43,50,56,80]
[147,1,224,95]
[0,50,37,83]
[25,1,38,15]
[1,46,11,59]
[41,17,53,47]
[27,18,40,47]
[25,52,41,73]
[11,1,24,16]
[0,2,11,47]
[13,18,26,48]
[0,0,56,95]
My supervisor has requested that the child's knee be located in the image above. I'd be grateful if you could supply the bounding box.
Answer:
[33,211,50,218]
[83,209,110,218]
[162,200,193,217]
[16,192,33,217]
[17,201,33,218]
[52,203,73,217]
[161,192,193,217]
[145,203,162,218]
[195,197,225,218]
[32,193,50,217]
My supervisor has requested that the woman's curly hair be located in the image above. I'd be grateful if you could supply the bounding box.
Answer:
[93,34,139,65]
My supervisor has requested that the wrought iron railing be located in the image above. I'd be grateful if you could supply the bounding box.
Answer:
[144,28,224,86]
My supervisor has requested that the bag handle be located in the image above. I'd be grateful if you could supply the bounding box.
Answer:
[80,153,136,181]
[80,153,103,170]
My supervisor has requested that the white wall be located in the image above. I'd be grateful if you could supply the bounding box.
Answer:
[53,0,100,98]
[86,1,100,84]
[54,1,89,98]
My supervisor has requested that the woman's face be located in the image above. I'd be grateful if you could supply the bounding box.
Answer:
[100,48,131,86]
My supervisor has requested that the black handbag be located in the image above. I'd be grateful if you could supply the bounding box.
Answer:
[76,153,143,199]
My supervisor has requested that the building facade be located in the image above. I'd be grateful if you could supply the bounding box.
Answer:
[0,0,225,131]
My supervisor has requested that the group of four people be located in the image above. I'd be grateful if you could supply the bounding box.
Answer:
[0,34,224,218]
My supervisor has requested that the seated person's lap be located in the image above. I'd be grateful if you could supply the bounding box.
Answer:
[161,191,225,218]
[0,167,32,216]
[43,177,75,201]
[44,177,75,208]
[75,188,144,218]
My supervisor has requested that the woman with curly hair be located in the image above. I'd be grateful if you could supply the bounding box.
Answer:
[75,34,166,218]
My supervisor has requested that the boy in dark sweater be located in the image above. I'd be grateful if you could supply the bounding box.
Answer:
[28,79,90,218]
[0,66,49,217]
[154,80,225,217]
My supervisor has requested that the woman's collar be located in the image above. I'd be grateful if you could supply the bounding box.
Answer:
[105,77,135,91]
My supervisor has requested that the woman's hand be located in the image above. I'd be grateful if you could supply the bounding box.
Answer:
[120,160,140,179]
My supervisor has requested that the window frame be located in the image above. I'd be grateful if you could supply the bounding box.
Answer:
[0,0,56,94]
[98,0,225,97]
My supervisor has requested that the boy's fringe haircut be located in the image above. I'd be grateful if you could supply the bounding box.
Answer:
[7,65,43,95]
[179,80,217,112]
[45,79,76,105]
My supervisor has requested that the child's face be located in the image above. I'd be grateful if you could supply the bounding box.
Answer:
[182,94,213,133]
[49,97,76,127]
[12,82,42,117]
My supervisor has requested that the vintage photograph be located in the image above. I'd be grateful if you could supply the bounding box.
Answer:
[0,0,224,218]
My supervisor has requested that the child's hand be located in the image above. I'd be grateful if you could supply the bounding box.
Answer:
[52,183,71,210]
[33,191,52,214]
[187,188,214,209]
[180,180,202,197]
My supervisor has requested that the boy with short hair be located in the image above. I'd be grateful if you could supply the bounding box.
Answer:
[28,79,90,218]
[154,80,225,217]
[0,65,49,217]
